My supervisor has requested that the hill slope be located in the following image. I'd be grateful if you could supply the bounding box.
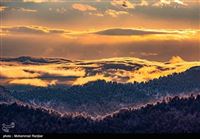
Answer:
[1,94,200,133]
[7,66,200,116]
[0,86,16,103]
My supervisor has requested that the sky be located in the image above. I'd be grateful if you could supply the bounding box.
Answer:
[0,0,200,61]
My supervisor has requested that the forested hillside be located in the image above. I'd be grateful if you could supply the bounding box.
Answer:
[1,94,200,133]
[6,66,200,115]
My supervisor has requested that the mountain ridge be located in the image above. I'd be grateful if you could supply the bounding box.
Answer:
[4,66,200,116]
[1,93,200,133]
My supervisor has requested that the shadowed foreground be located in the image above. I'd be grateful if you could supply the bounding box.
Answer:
[1,94,200,134]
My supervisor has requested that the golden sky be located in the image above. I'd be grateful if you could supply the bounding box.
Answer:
[0,0,200,61]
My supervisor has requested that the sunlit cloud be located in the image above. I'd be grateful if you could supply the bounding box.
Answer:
[139,0,149,6]
[72,3,97,12]
[0,0,199,61]
[9,79,57,87]
[153,0,188,7]
[0,63,41,79]
[0,60,86,79]
[88,12,104,17]
[1,56,200,86]
[169,56,185,64]
[0,0,199,88]
[0,6,7,12]
[15,7,37,13]
[1,24,199,61]
[1,26,70,35]
[127,57,200,83]
[0,6,37,13]
[105,9,128,17]
[1,0,199,30]
[73,74,111,85]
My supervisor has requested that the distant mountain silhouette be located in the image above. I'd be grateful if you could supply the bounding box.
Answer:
[1,94,200,133]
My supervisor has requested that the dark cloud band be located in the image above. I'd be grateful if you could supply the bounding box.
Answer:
[94,28,175,36]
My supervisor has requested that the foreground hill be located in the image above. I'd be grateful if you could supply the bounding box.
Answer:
[1,94,200,133]
[7,66,200,116]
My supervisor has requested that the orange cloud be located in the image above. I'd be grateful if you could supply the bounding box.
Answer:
[72,3,97,12]
[140,0,149,6]
[0,6,7,12]
[153,0,187,7]
[71,29,199,45]
[169,56,185,64]
[1,57,200,86]
[12,7,37,13]
[9,79,57,87]
[73,74,111,85]
[105,9,128,17]
[89,12,104,17]
[0,63,40,78]
[1,25,70,35]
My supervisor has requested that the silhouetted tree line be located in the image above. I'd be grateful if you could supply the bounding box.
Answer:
[7,66,200,115]
[1,94,200,133]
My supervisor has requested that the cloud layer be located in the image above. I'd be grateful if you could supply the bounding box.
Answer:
[0,0,199,62]
[1,56,200,87]
[72,3,97,12]
[94,28,174,36]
